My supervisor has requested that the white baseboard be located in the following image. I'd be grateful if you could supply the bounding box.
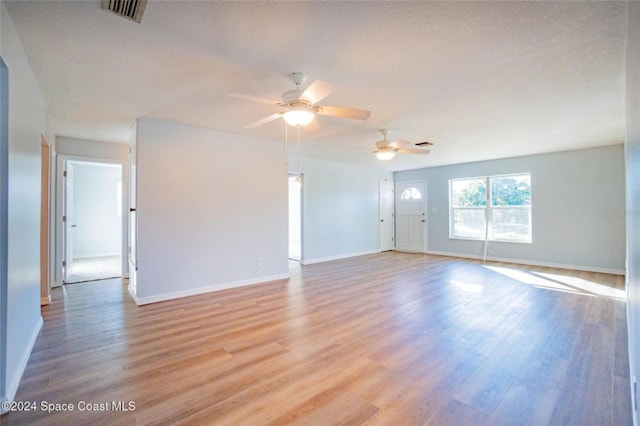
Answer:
[73,252,121,260]
[2,316,43,412]
[127,282,139,305]
[394,248,427,254]
[130,273,291,306]
[302,249,380,265]
[426,250,625,275]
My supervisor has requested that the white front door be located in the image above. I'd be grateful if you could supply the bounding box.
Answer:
[395,181,427,253]
[63,161,75,282]
[379,180,394,251]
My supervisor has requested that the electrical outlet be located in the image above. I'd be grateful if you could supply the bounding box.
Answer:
[257,258,264,267]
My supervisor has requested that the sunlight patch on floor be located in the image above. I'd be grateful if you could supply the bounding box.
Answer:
[449,280,483,293]
[483,265,626,300]
[533,271,625,300]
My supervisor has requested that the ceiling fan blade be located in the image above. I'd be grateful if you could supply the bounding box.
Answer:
[375,140,388,149]
[317,105,371,121]
[389,140,411,149]
[228,93,280,105]
[246,113,282,129]
[300,80,335,104]
[397,148,431,155]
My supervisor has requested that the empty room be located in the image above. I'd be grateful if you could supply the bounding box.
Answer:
[1,1,639,425]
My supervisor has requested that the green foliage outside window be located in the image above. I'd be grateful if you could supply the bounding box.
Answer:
[491,176,531,206]
[452,176,530,207]
[452,179,486,207]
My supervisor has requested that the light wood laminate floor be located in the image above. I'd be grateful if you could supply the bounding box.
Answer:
[1,252,632,425]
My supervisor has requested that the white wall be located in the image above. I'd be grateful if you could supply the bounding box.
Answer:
[72,162,122,258]
[395,145,626,273]
[626,2,640,424]
[289,156,393,264]
[134,118,288,304]
[0,0,46,407]
[56,137,129,161]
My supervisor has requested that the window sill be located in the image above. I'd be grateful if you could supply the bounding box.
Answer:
[449,236,532,244]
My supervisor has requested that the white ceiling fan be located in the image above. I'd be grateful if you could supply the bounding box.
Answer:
[229,72,371,128]
[373,129,432,160]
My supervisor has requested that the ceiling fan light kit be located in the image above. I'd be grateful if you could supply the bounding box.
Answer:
[283,103,316,127]
[375,150,396,161]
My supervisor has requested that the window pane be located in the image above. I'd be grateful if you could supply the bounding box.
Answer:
[490,208,531,241]
[452,209,486,239]
[400,187,422,200]
[491,175,531,206]
[451,179,486,207]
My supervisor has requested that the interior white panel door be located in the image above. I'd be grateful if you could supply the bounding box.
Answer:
[379,180,394,251]
[395,181,427,253]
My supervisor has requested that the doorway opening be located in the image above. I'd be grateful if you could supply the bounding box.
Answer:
[288,173,302,262]
[62,160,124,284]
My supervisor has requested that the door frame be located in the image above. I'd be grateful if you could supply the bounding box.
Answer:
[394,180,428,253]
[40,135,52,305]
[288,172,304,262]
[0,56,9,404]
[54,155,128,286]
[62,160,75,283]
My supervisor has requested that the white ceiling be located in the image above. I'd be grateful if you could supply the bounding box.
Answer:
[6,1,628,171]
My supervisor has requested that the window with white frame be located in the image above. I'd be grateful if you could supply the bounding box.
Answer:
[449,174,531,243]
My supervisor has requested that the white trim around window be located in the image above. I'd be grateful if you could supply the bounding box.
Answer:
[449,173,532,244]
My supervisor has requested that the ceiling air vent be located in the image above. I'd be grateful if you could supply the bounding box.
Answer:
[102,0,148,24]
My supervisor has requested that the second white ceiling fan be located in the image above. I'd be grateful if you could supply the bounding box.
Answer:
[373,129,432,160]
[229,72,371,128]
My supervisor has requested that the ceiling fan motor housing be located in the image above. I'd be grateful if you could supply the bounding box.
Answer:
[282,89,302,103]
[289,72,307,86]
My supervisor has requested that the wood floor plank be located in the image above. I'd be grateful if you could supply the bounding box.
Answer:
[613,375,634,426]
[0,252,631,425]
[485,351,568,425]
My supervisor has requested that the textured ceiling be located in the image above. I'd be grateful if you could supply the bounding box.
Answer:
[5,1,628,171]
